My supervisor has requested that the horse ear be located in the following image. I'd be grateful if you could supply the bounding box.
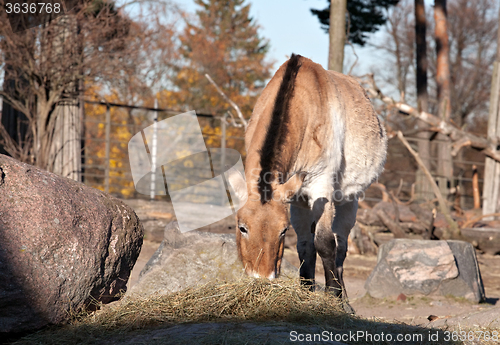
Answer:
[277,172,305,201]
[225,167,248,207]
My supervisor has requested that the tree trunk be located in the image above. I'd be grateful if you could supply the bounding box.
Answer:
[434,0,453,202]
[414,0,432,201]
[328,0,346,72]
[483,4,500,219]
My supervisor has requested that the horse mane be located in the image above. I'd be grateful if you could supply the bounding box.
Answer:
[258,53,303,203]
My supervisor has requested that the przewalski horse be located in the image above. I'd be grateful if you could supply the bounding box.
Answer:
[228,54,387,312]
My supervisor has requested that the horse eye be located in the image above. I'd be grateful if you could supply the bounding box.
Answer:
[239,225,248,235]
[280,227,288,237]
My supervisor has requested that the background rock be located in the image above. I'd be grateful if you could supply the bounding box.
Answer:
[0,154,144,333]
[128,221,298,297]
[461,227,500,255]
[365,239,485,302]
[122,199,236,242]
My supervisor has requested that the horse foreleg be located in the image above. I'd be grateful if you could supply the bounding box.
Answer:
[290,204,316,289]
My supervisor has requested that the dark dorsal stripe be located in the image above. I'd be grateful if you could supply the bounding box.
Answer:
[258,53,302,203]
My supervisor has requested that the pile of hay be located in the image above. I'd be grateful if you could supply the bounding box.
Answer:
[87,277,345,328]
[12,278,453,345]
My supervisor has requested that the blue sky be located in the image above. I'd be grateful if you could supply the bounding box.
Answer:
[242,0,332,69]
[178,0,383,75]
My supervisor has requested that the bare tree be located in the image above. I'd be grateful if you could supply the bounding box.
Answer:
[108,0,181,104]
[414,0,428,113]
[377,0,498,203]
[361,73,500,163]
[0,1,160,175]
[414,0,433,200]
[381,0,497,123]
[374,0,415,99]
[372,0,433,200]
[447,0,499,126]
[434,0,453,199]
[434,0,452,121]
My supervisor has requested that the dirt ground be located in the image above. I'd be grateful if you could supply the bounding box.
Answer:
[314,252,500,327]
[130,238,500,328]
[124,199,500,329]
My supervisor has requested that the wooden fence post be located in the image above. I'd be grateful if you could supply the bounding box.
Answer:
[483,11,500,220]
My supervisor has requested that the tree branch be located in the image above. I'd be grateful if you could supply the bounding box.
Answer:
[376,208,407,238]
[397,131,461,238]
[360,74,500,162]
[205,74,248,129]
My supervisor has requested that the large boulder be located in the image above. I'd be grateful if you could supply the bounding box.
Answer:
[128,221,298,297]
[365,239,485,302]
[0,154,144,333]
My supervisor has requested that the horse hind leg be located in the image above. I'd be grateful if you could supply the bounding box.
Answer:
[313,220,343,297]
[334,200,358,313]
[314,200,357,314]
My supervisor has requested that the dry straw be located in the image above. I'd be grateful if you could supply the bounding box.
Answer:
[13,278,456,345]
[88,277,345,328]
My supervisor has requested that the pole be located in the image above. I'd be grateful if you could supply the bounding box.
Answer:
[221,113,226,206]
[328,0,346,72]
[150,98,158,200]
[483,4,500,220]
[104,105,110,193]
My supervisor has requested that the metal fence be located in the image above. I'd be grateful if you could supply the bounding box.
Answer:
[371,135,485,209]
[81,101,245,200]
[80,101,485,210]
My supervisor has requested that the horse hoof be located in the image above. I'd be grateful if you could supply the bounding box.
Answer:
[342,302,355,315]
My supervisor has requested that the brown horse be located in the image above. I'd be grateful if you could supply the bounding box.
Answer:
[228,54,387,312]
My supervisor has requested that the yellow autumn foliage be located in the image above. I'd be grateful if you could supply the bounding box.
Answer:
[84,85,144,198]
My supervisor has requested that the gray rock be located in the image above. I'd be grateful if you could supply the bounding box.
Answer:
[461,227,500,255]
[386,240,458,295]
[365,239,485,302]
[0,154,144,333]
[129,221,298,297]
[440,240,485,301]
[121,199,237,243]
[121,199,174,242]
